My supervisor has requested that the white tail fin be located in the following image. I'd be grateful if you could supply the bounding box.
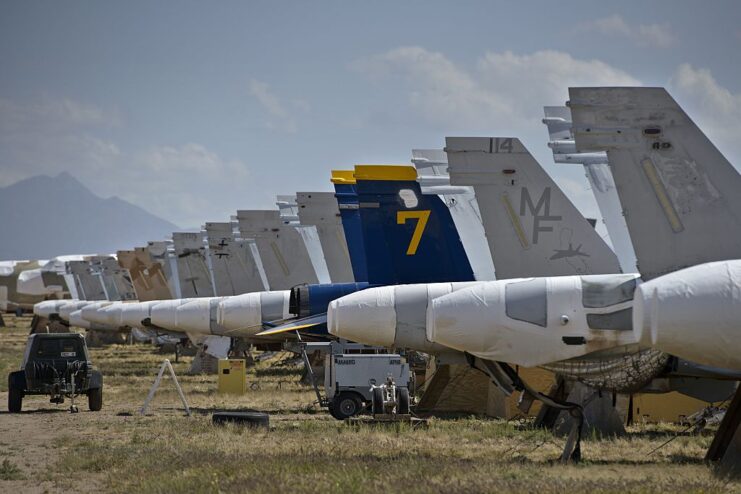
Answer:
[67,259,107,300]
[570,87,741,279]
[543,106,638,273]
[171,232,215,298]
[296,192,355,283]
[445,137,621,278]
[204,222,266,296]
[236,210,319,290]
[412,149,497,281]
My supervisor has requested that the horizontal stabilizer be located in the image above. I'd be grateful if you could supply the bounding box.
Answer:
[255,313,327,336]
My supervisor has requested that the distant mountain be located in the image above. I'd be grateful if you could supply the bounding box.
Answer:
[0,172,180,260]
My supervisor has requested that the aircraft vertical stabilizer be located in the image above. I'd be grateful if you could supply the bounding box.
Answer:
[413,149,496,281]
[117,248,173,301]
[354,165,475,285]
[296,192,355,283]
[332,170,368,282]
[204,222,266,296]
[147,241,179,298]
[96,257,137,301]
[171,232,215,298]
[446,137,621,278]
[236,210,320,290]
[542,106,638,273]
[67,259,107,301]
[570,87,741,279]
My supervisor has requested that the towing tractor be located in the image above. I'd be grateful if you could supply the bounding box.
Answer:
[7,333,103,413]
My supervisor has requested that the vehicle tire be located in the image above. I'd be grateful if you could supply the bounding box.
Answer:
[212,411,269,429]
[327,400,341,420]
[397,387,410,415]
[372,387,384,415]
[88,386,103,411]
[8,386,22,413]
[330,392,362,420]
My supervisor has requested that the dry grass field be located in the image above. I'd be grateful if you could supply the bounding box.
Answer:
[0,315,739,493]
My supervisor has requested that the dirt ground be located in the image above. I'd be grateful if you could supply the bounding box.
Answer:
[0,315,739,493]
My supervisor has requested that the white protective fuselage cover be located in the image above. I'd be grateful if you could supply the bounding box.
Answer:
[17,269,49,296]
[80,301,114,325]
[633,260,741,370]
[428,275,639,367]
[119,300,161,328]
[34,299,78,317]
[59,301,95,321]
[327,282,479,353]
[216,290,290,336]
[328,286,396,347]
[68,309,92,329]
[150,298,196,330]
[175,297,225,334]
[97,303,127,327]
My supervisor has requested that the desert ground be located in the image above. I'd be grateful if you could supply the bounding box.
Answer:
[0,315,738,494]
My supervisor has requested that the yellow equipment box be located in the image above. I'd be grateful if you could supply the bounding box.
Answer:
[217,359,246,394]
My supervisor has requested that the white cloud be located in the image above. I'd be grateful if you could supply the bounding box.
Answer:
[248,79,305,133]
[351,47,641,222]
[0,95,252,227]
[0,97,122,187]
[118,143,250,227]
[669,63,741,166]
[575,15,677,48]
[351,47,640,132]
[0,96,120,135]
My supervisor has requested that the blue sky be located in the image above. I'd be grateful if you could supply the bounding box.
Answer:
[1,1,740,228]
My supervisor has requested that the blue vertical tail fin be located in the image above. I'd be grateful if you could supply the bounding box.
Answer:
[331,170,368,282]
[353,165,474,285]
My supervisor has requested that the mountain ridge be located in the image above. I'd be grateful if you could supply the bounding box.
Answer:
[0,172,180,260]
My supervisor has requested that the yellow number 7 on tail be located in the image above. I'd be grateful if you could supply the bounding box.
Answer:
[396,210,431,255]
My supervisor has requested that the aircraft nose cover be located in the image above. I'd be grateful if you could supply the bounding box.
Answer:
[151,299,193,330]
[327,286,396,347]
[34,299,72,317]
[633,260,741,370]
[176,298,222,334]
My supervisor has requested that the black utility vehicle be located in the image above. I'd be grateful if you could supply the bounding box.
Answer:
[7,333,103,413]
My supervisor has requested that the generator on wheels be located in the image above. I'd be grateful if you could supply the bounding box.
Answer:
[7,333,103,413]
[295,341,413,420]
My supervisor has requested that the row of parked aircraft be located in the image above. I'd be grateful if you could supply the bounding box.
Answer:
[8,87,740,465]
